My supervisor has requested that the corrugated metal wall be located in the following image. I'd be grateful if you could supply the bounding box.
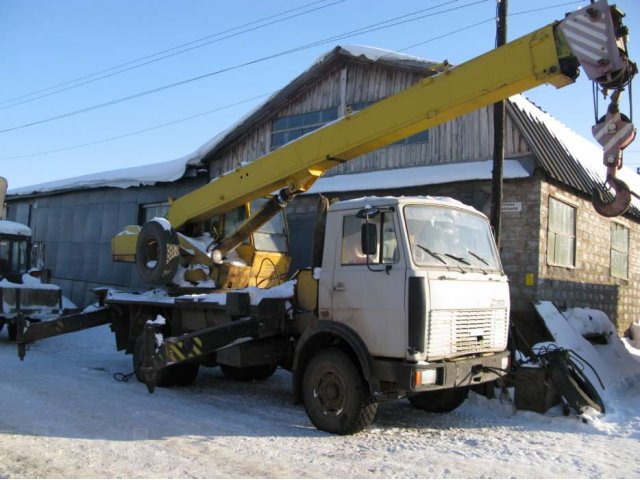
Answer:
[6,176,206,307]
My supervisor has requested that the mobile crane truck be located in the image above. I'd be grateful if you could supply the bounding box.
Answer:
[16,0,636,434]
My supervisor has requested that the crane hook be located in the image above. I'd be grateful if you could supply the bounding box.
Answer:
[592,175,632,217]
[591,90,636,217]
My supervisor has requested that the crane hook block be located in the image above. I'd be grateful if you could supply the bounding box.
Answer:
[591,100,636,217]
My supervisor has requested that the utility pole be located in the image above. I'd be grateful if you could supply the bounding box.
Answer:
[491,0,507,247]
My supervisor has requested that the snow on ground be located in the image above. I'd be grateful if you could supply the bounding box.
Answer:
[1,323,639,478]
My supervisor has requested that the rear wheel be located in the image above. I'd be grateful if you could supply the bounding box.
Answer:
[408,387,469,413]
[220,363,277,381]
[302,348,377,435]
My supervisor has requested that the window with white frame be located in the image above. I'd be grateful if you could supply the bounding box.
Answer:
[547,197,576,267]
[610,222,629,279]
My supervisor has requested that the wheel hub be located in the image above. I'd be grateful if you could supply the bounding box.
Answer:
[315,371,346,415]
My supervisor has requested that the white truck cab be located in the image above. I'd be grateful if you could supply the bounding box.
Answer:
[314,196,510,393]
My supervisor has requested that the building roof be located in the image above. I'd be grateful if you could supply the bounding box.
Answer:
[8,46,440,199]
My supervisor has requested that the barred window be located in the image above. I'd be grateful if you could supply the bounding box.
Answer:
[610,223,629,279]
[547,197,576,267]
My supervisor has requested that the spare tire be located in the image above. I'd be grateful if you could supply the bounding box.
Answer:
[136,220,181,286]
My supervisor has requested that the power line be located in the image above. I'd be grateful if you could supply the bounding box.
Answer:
[0,0,585,160]
[0,0,486,135]
[0,0,342,110]
[0,91,279,160]
[390,0,585,54]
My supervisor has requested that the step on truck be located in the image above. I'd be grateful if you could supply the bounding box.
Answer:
[16,1,636,434]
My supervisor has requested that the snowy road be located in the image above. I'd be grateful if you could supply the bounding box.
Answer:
[1,325,639,478]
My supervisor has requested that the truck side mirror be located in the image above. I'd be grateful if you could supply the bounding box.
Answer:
[361,223,377,255]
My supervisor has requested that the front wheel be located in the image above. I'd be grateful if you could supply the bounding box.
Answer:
[302,348,377,435]
[408,387,469,413]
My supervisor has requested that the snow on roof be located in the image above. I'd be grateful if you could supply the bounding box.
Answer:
[314,45,439,67]
[305,158,532,194]
[0,220,31,236]
[8,154,204,197]
[509,94,640,211]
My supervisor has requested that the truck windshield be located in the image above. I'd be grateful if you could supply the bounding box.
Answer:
[0,237,28,279]
[404,205,501,271]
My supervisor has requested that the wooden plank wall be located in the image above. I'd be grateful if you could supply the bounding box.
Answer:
[208,60,532,179]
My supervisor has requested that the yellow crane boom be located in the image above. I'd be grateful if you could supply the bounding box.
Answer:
[113,0,635,287]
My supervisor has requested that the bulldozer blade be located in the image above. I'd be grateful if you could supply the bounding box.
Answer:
[592,176,632,217]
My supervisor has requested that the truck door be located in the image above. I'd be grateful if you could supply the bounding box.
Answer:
[330,209,407,358]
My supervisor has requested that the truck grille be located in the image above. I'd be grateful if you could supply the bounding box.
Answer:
[426,308,508,359]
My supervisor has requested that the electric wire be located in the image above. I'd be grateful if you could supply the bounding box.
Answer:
[0,0,342,109]
[0,91,278,160]
[0,0,485,135]
[0,0,586,160]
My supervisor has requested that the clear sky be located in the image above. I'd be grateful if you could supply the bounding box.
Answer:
[1,0,639,190]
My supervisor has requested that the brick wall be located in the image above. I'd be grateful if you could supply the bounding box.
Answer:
[536,181,640,333]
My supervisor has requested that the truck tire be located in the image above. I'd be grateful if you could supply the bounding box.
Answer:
[408,387,469,413]
[302,348,378,435]
[220,363,277,381]
[136,220,181,286]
